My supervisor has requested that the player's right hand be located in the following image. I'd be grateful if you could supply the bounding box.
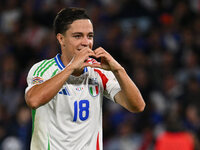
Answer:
[69,47,95,75]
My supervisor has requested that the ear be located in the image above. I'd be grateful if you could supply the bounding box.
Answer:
[56,33,65,47]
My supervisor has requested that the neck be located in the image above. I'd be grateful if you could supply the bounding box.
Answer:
[60,53,72,67]
[73,70,83,76]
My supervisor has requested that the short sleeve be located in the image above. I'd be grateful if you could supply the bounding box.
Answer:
[104,71,121,102]
[25,60,46,94]
[94,69,121,102]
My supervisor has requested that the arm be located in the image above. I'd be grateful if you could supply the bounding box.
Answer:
[25,48,95,109]
[113,68,145,112]
[93,47,145,112]
[25,65,73,109]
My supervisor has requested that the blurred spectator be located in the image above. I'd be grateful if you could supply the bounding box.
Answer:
[9,105,32,150]
[155,114,196,150]
[177,51,200,85]
[184,104,200,135]
[22,19,49,50]
[0,0,22,34]
[0,104,9,148]
[0,54,22,116]
[1,136,23,150]
[104,120,143,150]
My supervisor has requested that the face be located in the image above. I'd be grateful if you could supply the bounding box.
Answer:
[58,19,94,59]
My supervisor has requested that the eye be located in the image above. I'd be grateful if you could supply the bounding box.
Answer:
[73,35,81,39]
[88,34,94,39]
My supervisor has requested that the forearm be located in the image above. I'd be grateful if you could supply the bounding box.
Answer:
[113,67,145,112]
[25,65,74,109]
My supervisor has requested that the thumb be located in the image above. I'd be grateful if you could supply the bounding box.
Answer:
[88,63,102,68]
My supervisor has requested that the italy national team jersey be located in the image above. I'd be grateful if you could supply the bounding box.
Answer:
[25,54,121,150]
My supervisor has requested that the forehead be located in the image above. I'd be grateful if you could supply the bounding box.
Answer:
[68,19,93,33]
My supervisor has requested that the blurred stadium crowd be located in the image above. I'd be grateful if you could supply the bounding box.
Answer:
[0,0,200,149]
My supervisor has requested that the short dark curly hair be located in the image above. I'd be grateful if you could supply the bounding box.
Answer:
[53,7,91,35]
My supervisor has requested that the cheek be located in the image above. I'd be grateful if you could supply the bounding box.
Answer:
[67,39,79,47]
[90,40,93,46]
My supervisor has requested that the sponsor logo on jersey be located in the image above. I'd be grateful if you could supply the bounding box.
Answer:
[32,77,44,84]
[59,87,70,96]
[88,78,99,97]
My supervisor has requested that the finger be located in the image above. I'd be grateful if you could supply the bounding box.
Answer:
[95,49,109,59]
[85,58,100,64]
[82,62,98,68]
[83,50,96,59]
[95,53,107,59]
[95,53,104,58]
[89,63,102,68]
[87,52,96,58]
[80,47,94,54]
[79,50,95,61]
[82,62,102,69]
[94,47,105,55]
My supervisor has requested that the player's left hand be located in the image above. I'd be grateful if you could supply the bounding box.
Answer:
[92,47,122,72]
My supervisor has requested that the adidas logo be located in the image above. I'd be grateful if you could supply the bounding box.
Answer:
[59,88,70,96]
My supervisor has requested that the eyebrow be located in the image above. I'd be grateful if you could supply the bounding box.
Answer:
[72,32,94,35]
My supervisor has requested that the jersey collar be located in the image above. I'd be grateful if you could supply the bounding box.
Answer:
[54,53,88,73]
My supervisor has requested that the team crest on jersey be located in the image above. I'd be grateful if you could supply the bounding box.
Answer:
[32,77,44,84]
[88,78,99,97]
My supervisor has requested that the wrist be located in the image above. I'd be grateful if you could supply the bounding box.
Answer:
[112,66,125,74]
[64,64,75,75]
[67,63,84,76]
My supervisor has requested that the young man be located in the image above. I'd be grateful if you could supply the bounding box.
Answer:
[25,7,145,150]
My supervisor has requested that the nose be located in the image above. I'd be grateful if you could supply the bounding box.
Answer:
[81,37,90,47]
